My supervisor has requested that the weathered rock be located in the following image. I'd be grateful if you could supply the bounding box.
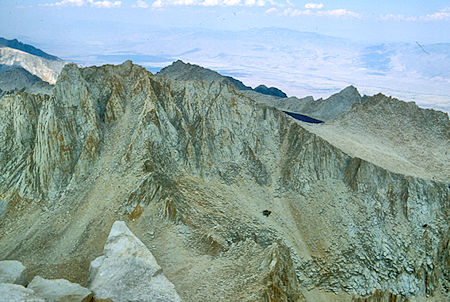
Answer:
[303,93,450,182]
[0,260,27,285]
[0,61,448,301]
[28,276,92,302]
[0,283,44,302]
[87,221,181,302]
[262,242,305,302]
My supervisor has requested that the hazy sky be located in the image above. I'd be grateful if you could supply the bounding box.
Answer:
[1,0,449,46]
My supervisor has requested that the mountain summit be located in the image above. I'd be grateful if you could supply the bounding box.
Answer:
[157,59,287,98]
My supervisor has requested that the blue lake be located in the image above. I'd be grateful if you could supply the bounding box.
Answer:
[283,111,324,124]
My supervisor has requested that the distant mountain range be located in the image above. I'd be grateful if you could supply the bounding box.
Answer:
[0,38,60,61]
[59,27,449,112]
[0,37,402,123]
[0,38,66,89]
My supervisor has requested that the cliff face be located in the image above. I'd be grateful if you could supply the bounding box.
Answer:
[0,62,448,301]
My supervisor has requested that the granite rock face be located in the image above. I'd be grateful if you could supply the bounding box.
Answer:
[0,283,44,302]
[0,61,448,301]
[0,260,27,285]
[353,290,409,302]
[87,221,181,302]
[262,242,304,302]
[0,66,52,97]
[28,276,92,302]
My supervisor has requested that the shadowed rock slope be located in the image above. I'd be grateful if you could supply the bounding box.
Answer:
[0,67,41,91]
[0,61,448,302]
[254,84,287,98]
[0,67,52,95]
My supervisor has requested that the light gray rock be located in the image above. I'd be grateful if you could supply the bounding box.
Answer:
[28,276,92,302]
[0,283,44,302]
[87,221,181,302]
[0,260,27,285]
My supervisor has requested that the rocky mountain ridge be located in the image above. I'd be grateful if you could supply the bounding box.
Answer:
[0,67,42,91]
[0,38,60,61]
[157,60,368,121]
[241,84,365,121]
[0,44,66,84]
[157,60,288,98]
[303,93,449,182]
[0,61,448,301]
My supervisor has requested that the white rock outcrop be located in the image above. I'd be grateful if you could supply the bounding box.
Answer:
[27,276,92,302]
[0,260,27,285]
[0,283,44,302]
[87,221,181,302]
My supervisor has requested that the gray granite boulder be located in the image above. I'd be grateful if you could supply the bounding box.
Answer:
[28,276,92,302]
[0,260,27,285]
[0,283,44,302]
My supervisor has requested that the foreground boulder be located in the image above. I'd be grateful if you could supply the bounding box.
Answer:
[28,276,92,302]
[87,221,181,302]
[0,283,44,302]
[0,260,27,285]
